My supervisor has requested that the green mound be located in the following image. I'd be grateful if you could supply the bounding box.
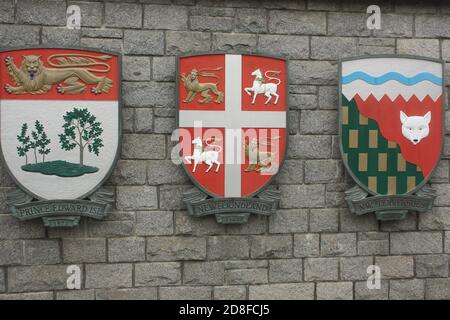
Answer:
[22,160,98,177]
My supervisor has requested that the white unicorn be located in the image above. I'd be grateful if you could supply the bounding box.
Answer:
[244,69,281,105]
[184,137,222,173]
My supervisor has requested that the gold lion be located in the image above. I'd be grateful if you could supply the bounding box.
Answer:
[4,53,114,95]
[180,67,224,104]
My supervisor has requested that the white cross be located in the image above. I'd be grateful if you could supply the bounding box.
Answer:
[179,54,286,197]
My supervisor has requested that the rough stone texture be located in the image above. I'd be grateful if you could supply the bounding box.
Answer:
[316,282,353,300]
[0,0,449,300]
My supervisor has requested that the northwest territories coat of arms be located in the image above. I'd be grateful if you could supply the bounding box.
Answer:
[177,53,287,224]
[340,55,444,220]
[0,47,121,227]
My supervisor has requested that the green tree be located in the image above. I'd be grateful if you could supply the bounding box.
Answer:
[59,108,103,166]
[17,123,31,164]
[30,120,51,163]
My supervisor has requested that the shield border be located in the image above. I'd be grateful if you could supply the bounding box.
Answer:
[176,52,289,199]
[0,46,122,201]
[338,54,446,196]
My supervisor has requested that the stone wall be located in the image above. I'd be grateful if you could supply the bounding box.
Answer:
[0,0,449,300]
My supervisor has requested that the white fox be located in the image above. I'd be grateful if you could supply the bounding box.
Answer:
[400,110,431,145]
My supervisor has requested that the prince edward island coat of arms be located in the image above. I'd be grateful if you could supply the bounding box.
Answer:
[0,47,121,227]
[177,53,287,224]
[340,55,444,220]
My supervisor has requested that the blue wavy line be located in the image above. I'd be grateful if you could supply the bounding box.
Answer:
[342,71,442,86]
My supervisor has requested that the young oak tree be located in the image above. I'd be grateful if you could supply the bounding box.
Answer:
[59,108,104,166]
[30,120,51,163]
[17,123,31,164]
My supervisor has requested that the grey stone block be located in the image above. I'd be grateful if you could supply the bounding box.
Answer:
[340,256,373,280]
[154,117,176,134]
[166,31,211,55]
[88,221,134,238]
[249,283,314,300]
[269,209,308,234]
[375,256,414,279]
[419,207,450,230]
[289,94,317,110]
[122,134,166,159]
[300,110,338,134]
[80,38,123,53]
[250,235,292,259]
[42,27,81,46]
[160,286,212,300]
[0,216,44,239]
[258,34,310,59]
[136,211,174,236]
[397,39,440,59]
[110,160,146,186]
[8,265,68,292]
[159,185,192,210]
[124,30,164,55]
[123,81,175,108]
[208,236,250,260]
[317,282,353,300]
[328,13,370,36]
[268,10,326,35]
[226,268,268,285]
[0,269,4,292]
[224,260,268,270]
[309,208,339,232]
[135,262,181,286]
[85,263,132,289]
[416,254,449,278]
[274,160,304,184]
[425,278,450,300]
[24,240,60,265]
[68,1,103,27]
[96,287,157,300]
[175,211,227,235]
[318,86,338,110]
[0,25,40,47]
[225,215,267,235]
[214,286,246,300]
[294,234,320,257]
[0,0,14,23]
[354,280,389,300]
[380,212,417,231]
[443,40,450,62]
[123,56,151,81]
[321,233,357,257]
[122,108,134,133]
[108,237,146,262]
[17,0,65,25]
[105,3,142,28]
[135,108,154,134]
[236,8,267,33]
[189,6,235,17]
[184,261,225,285]
[416,15,450,38]
[304,160,342,183]
[144,4,188,30]
[56,290,95,300]
[390,232,442,254]
[340,208,378,232]
[280,184,325,208]
[0,292,53,300]
[373,14,413,37]
[147,161,189,185]
[146,236,206,261]
[269,259,302,283]
[153,56,176,81]
[288,135,331,159]
[81,28,123,39]
[190,16,234,32]
[304,258,339,281]
[290,61,337,85]
[0,240,23,266]
[212,33,257,53]
[390,279,425,300]
[357,232,390,256]
[311,37,357,60]
[117,186,158,210]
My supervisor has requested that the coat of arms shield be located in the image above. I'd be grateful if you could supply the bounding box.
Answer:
[0,47,121,227]
[340,55,444,220]
[177,53,287,224]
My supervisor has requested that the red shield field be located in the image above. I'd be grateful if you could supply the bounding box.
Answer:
[178,54,287,198]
